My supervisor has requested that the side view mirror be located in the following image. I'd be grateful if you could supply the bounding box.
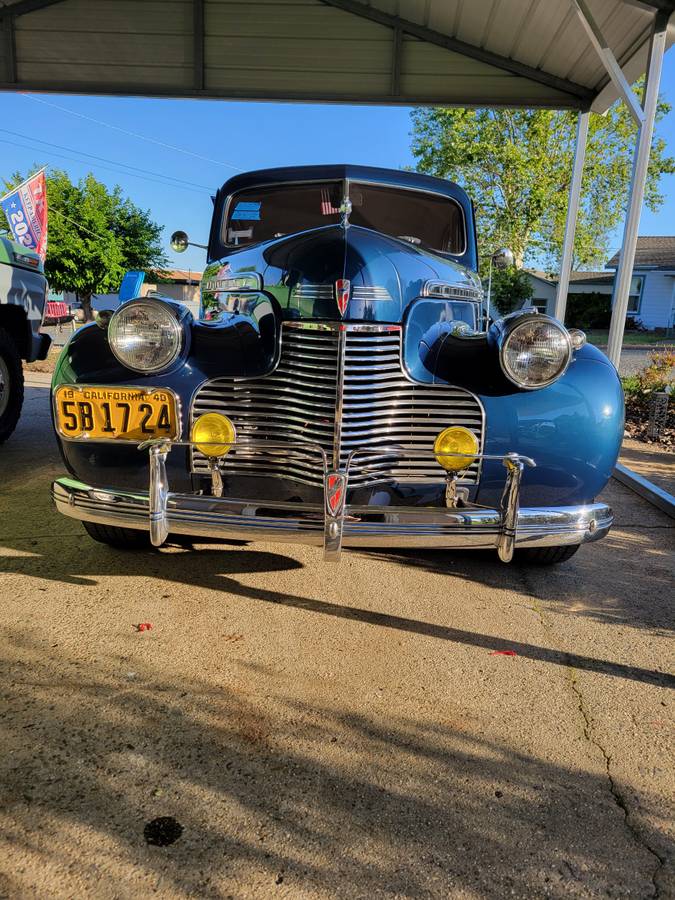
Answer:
[492,247,515,270]
[170,230,189,254]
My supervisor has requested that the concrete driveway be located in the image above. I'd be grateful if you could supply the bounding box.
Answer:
[1,384,673,899]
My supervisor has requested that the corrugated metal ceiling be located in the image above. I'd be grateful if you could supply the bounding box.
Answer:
[0,0,672,109]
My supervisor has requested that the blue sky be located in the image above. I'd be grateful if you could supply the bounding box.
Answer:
[1,49,674,275]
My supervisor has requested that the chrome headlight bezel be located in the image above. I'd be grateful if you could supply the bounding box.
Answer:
[108,297,188,374]
[497,313,573,390]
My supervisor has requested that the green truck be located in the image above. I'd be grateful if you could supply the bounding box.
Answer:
[0,237,51,443]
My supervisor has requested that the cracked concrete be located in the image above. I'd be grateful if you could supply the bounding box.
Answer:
[0,385,673,899]
[569,671,666,898]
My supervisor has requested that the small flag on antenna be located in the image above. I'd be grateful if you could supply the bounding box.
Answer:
[1,169,48,262]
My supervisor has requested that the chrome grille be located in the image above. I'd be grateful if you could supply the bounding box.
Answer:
[191,323,484,488]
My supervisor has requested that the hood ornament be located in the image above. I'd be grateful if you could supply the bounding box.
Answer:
[339,197,352,228]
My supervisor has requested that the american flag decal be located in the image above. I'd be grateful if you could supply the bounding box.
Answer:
[320,188,340,216]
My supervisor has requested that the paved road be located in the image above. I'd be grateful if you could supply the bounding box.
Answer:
[1,385,673,899]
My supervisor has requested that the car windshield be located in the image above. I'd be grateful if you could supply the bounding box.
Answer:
[223,181,465,254]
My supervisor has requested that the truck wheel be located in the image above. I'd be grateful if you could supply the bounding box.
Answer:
[0,327,24,444]
[514,545,580,565]
[82,521,153,550]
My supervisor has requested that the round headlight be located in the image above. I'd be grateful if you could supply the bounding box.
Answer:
[108,300,184,373]
[500,318,571,389]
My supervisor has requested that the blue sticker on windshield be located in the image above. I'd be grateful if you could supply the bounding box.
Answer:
[231,201,261,221]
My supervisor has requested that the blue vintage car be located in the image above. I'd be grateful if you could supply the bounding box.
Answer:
[50,165,623,565]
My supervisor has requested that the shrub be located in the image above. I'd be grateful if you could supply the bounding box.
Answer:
[565,292,612,329]
[621,348,674,424]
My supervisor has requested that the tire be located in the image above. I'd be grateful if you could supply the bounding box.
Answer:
[82,521,153,550]
[0,327,25,445]
[515,544,580,566]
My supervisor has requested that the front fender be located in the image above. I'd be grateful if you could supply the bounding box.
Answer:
[476,348,624,508]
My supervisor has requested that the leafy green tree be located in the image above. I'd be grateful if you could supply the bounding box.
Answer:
[491,266,534,316]
[411,86,675,272]
[0,168,168,320]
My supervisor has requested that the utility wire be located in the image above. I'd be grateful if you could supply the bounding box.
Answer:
[23,93,241,172]
[0,127,212,192]
[50,207,108,240]
[0,137,211,195]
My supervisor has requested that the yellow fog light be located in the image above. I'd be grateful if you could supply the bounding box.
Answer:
[191,413,236,457]
[434,426,479,472]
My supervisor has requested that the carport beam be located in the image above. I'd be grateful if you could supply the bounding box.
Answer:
[554,110,590,322]
[606,12,668,366]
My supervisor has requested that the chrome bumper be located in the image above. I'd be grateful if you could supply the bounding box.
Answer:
[52,439,613,561]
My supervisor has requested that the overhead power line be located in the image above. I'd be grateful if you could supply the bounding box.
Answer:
[23,93,241,172]
[0,137,212,196]
[49,207,108,240]
[0,126,212,192]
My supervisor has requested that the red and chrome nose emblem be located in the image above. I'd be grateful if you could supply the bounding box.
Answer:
[326,473,346,517]
[335,279,350,317]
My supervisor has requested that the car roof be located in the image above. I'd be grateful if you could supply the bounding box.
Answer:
[218,164,470,206]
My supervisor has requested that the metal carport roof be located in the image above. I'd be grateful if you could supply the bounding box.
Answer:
[0,0,673,111]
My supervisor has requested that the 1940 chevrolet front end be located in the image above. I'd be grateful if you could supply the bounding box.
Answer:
[51,165,623,565]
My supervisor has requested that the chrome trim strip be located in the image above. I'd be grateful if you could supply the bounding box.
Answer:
[333,324,346,469]
[351,285,393,302]
[422,280,483,301]
[202,273,262,292]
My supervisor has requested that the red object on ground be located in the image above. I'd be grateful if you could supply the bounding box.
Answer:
[136,623,153,632]
[490,650,517,656]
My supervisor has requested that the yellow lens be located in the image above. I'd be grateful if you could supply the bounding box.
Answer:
[191,413,236,457]
[434,426,479,472]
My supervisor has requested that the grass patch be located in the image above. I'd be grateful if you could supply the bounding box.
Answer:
[585,329,673,347]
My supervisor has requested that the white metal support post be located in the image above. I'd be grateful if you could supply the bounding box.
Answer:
[606,13,668,367]
[554,110,590,322]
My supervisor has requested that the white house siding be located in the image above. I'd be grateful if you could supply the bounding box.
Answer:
[524,277,556,315]
[635,271,675,329]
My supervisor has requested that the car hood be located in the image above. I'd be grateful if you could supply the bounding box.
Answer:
[204,224,481,324]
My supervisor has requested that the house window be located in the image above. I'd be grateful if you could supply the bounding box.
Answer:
[532,299,547,313]
[627,276,644,314]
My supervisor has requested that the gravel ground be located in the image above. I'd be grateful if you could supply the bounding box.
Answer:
[0,385,673,899]
[612,347,662,377]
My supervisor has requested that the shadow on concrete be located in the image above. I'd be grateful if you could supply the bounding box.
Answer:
[0,630,663,898]
[0,540,672,690]
[1,386,673,692]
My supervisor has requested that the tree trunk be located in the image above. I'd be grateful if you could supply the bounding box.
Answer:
[80,293,94,322]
